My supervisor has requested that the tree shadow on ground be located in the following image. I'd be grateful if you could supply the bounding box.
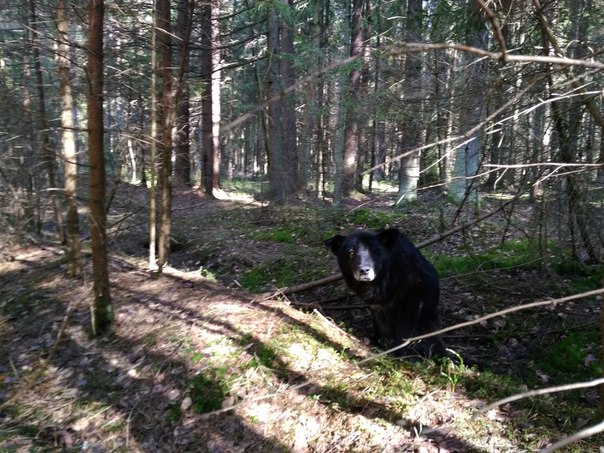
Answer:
[0,253,290,451]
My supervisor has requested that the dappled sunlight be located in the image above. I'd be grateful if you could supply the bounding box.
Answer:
[1,182,602,451]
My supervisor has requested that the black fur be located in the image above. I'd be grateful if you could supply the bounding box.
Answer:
[325,228,446,358]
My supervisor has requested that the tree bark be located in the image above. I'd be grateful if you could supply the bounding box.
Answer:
[266,2,299,203]
[148,0,159,270]
[87,0,112,333]
[57,0,81,276]
[341,0,364,197]
[600,267,604,414]
[29,0,64,241]
[201,0,221,196]
[280,0,298,195]
[173,0,192,187]
[397,0,423,203]
[447,6,486,209]
[157,0,173,272]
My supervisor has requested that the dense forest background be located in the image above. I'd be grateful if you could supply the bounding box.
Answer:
[2,0,603,247]
[1,0,604,451]
[2,0,603,324]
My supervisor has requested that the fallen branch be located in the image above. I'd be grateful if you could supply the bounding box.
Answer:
[290,300,368,311]
[473,376,604,452]
[276,273,344,295]
[541,419,604,453]
[357,287,604,364]
[473,377,604,419]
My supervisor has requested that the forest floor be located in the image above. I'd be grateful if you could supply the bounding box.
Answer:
[0,182,603,452]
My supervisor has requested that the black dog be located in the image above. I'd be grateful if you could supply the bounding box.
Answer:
[325,228,446,358]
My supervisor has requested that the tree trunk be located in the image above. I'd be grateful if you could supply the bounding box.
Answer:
[210,13,222,193]
[397,0,422,203]
[148,0,159,270]
[597,136,604,185]
[332,72,346,206]
[266,7,283,201]
[280,0,298,195]
[341,0,364,197]
[201,0,221,197]
[600,267,604,415]
[29,0,64,241]
[57,0,81,276]
[263,0,299,203]
[369,4,385,188]
[537,0,598,263]
[173,0,192,187]
[447,7,486,209]
[157,0,173,272]
[87,0,112,334]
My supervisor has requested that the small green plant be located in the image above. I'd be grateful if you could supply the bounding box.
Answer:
[441,349,465,393]
[165,402,182,424]
[199,266,217,281]
[190,367,230,413]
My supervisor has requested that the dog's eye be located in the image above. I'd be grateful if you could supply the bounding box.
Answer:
[348,248,355,258]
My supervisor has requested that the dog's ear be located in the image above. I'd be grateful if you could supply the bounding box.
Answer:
[324,234,346,255]
[377,228,400,248]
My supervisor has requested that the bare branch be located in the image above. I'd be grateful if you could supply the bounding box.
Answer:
[475,0,507,58]
[540,420,604,453]
[357,288,604,364]
[384,42,604,70]
[532,0,604,129]
[473,377,604,419]
[473,374,604,452]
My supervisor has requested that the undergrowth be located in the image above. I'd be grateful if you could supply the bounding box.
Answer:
[59,190,604,451]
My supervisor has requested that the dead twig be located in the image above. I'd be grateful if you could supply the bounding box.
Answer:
[473,376,604,453]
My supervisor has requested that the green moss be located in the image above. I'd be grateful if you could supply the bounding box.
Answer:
[432,239,547,278]
[190,367,230,413]
[537,329,601,382]
[165,402,182,424]
[344,208,400,230]
[251,225,310,244]
[246,342,279,370]
[461,368,520,401]
[241,253,325,292]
